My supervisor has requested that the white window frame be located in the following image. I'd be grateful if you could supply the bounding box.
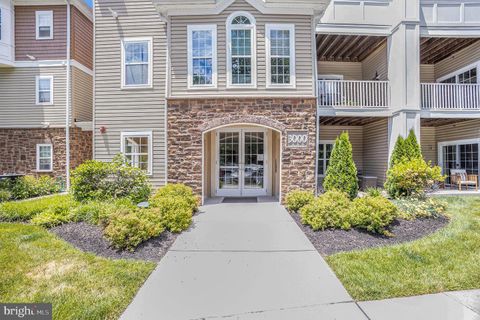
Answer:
[187,24,218,89]
[35,11,53,40]
[437,61,480,83]
[318,140,334,177]
[35,75,54,105]
[120,131,153,175]
[121,37,153,89]
[0,8,3,42]
[266,23,296,89]
[226,11,257,88]
[36,144,53,172]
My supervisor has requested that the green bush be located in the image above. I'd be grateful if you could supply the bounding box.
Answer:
[0,194,70,222]
[350,196,398,235]
[30,196,77,228]
[394,197,448,220]
[365,187,382,197]
[0,189,12,202]
[285,190,315,212]
[151,197,193,233]
[10,176,61,200]
[104,208,165,251]
[323,132,358,199]
[71,198,136,226]
[390,130,423,167]
[300,190,352,231]
[385,158,445,198]
[150,184,199,212]
[71,154,152,203]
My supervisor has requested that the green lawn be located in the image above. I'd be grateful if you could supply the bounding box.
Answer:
[0,223,155,320]
[327,196,480,301]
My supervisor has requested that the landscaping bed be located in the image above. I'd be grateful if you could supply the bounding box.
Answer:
[292,213,449,255]
[51,222,178,262]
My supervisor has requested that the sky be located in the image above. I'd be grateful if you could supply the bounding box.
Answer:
[83,0,92,8]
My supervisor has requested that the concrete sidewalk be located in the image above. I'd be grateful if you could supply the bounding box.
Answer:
[121,202,480,320]
[121,202,363,320]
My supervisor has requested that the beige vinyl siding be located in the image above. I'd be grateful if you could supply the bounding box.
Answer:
[362,43,387,81]
[319,126,363,171]
[420,64,435,83]
[421,127,437,164]
[363,118,389,185]
[435,41,480,80]
[435,119,480,142]
[0,66,67,128]
[94,0,167,187]
[317,61,362,80]
[71,67,92,122]
[170,0,314,97]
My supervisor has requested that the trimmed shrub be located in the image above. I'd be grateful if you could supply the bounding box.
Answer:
[151,197,193,233]
[285,190,315,212]
[405,129,422,161]
[104,208,165,251]
[30,196,77,228]
[150,184,199,212]
[394,197,448,220]
[10,176,61,200]
[390,136,407,167]
[385,158,444,198]
[0,194,70,222]
[365,187,382,197]
[71,198,136,226]
[350,196,398,235]
[71,154,152,203]
[323,132,358,199]
[0,190,12,203]
[300,190,352,231]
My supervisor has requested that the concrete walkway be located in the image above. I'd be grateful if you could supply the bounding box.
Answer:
[121,202,480,320]
[121,202,364,319]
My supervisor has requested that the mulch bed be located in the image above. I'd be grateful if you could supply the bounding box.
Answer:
[50,222,178,262]
[292,214,449,256]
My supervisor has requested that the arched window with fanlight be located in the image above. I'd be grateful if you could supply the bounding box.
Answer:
[226,12,256,87]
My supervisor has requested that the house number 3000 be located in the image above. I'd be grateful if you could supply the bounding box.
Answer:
[287,131,309,148]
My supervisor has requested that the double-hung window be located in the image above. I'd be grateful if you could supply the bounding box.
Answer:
[36,76,53,105]
[121,37,152,88]
[36,144,53,172]
[227,12,256,87]
[266,24,295,88]
[36,11,53,40]
[121,131,153,174]
[188,25,217,88]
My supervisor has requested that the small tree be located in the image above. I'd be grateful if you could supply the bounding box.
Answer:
[390,135,407,167]
[405,129,422,160]
[323,132,358,199]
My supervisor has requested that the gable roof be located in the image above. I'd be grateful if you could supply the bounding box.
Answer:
[154,0,329,16]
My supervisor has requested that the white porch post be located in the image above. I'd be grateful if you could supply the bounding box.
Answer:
[387,0,421,163]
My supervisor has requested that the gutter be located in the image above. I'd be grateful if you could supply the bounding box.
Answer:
[65,0,71,190]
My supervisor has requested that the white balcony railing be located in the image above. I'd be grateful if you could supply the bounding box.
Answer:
[317,80,390,108]
[421,83,480,110]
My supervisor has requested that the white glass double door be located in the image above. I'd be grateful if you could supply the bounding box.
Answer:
[216,128,268,197]
[439,140,479,184]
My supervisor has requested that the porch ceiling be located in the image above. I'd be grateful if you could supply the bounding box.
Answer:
[319,116,384,126]
[421,118,471,127]
[420,37,480,64]
[316,34,386,62]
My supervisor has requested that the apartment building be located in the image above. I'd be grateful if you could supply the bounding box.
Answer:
[93,0,480,203]
[0,0,93,182]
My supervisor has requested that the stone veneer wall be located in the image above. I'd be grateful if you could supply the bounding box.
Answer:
[0,127,92,178]
[167,98,317,200]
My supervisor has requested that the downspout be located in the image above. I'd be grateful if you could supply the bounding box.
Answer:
[65,0,71,190]
[313,12,321,196]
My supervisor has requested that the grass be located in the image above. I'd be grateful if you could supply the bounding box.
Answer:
[326,196,480,301]
[0,223,155,320]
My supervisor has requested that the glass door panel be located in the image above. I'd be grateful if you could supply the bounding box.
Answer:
[218,132,240,192]
[443,145,457,184]
[243,132,265,190]
[459,143,479,176]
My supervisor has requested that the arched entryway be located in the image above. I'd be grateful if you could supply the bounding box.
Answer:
[202,122,282,204]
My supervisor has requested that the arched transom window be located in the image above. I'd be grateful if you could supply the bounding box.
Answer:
[227,12,256,87]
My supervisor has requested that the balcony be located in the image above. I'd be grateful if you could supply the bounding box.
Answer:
[318,80,390,109]
[421,83,480,110]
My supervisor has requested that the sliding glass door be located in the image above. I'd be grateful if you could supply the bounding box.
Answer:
[441,142,479,184]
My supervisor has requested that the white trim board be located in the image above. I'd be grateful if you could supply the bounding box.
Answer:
[14,60,93,76]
